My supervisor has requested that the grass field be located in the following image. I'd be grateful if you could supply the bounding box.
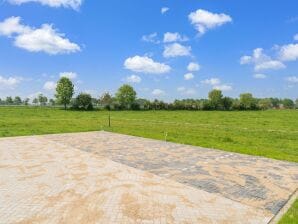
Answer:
[0,106,297,162]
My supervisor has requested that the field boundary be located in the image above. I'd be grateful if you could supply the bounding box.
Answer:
[269,188,298,224]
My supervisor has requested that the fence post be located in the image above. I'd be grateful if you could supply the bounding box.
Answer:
[108,112,111,127]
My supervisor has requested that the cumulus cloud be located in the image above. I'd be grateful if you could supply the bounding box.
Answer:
[213,84,232,91]
[201,78,220,85]
[163,32,188,43]
[163,43,191,58]
[161,7,169,14]
[124,55,171,74]
[188,9,232,35]
[177,86,196,95]
[253,74,267,79]
[125,75,141,83]
[286,76,298,83]
[59,72,77,79]
[43,81,56,91]
[279,44,298,61]
[201,77,232,91]
[187,62,200,72]
[240,48,285,71]
[0,75,22,89]
[0,16,80,54]
[8,0,83,10]
[152,89,165,96]
[142,32,159,44]
[184,73,194,80]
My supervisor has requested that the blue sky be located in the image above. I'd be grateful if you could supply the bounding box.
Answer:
[0,0,298,101]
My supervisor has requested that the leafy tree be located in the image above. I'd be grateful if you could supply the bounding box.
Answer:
[295,98,298,109]
[38,94,48,106]
[55,77,74,110]
[73,93,93,110]
[6,96,13,105]
[115,84,136,109]
[258,98,272,110]
[14,96,22,105]
[240,93,257,110]
[32,98,38,105]
[269,98,281,109]
[23,98,30,105]
[208,89,223,110]
[222,97,233,110]
[282,98,294,109]
[100,92,113,110]
[49,99,56,106]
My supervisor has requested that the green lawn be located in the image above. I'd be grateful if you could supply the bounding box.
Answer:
[279,199,298,224]
[0,106,297,162]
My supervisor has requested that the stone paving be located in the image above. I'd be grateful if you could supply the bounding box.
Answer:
[0,131,297,223]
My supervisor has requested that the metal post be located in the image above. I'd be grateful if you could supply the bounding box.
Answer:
[108,112,111,127]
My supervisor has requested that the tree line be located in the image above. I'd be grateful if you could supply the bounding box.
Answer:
[1,77,297,110]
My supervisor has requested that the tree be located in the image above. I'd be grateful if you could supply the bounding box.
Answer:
[115,84,136,109]
[239,93,257,110]
[49,99,56,106]
[14,96,22,105]
[282,98,294,109]
[55,77,74,110]
[208,89,223,110]
[32,98,38,105]
[73,93,93,110]
[6,96,13,105]
[222,97,233,110]
[296,99,298,109]
[258,98,272,110]
[38,94,48,106]
[100,92,113,110]
[23,98,30,105]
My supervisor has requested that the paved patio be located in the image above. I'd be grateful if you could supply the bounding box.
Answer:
[0,131,297,223]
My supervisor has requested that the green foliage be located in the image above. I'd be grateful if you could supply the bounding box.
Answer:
[115,84,136,109]
[6,96,13,104]
[100,92,113,110]
[55,77,74,110]
[72,93,93,110]
[240,93,257,110]
[14,96,22,105]
[208,89,223,110]
[38,94,48,106]
[282,98,295,109]
[258,98,272,110]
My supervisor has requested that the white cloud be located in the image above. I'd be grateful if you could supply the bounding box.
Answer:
[0,75,22,89]
[253,74,267,79]
[201,78,220,85]
[124,55,171,74]
[43,81,56,91]
[177,87,196,95]
[213,84,232,91]
[0,16,30,36]
[152,89,165,96]
[240,48,285,71]
[163,32,188,43]
[142,32,159,44]
[0,16,80,54]
[163,43,191,58]
[125,75,141,83]
[8,0,82,10]
[187,62,200,72]
[279,44,298,61]
[188,9,232,35]
[286,76,298,83]
[161,7,169,14]
[294,34,298,41]
[184,73,194,80]
[59,72,77,79]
